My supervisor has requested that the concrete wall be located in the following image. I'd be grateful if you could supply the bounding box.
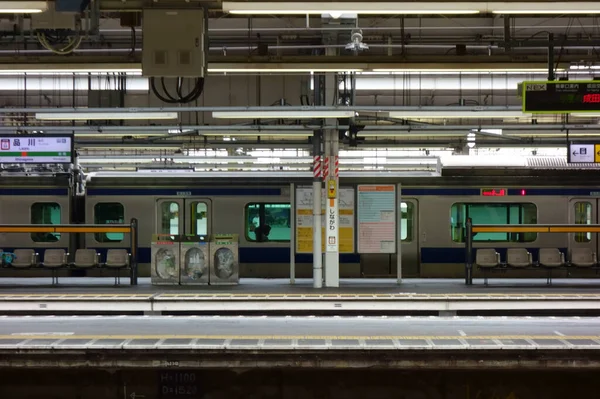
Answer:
[0,369,597,399]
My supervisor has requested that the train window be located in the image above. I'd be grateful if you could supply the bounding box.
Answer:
[401,202,413,241]
[190,202,208,236]
[94,203,125,242]
[160,202,180,235]
[30,202,61,242]
[574,202,592,243]
[245,203,291,242]
[450,203,537,243]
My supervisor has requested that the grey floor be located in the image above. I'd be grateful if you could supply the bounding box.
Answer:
[0,315,597,350]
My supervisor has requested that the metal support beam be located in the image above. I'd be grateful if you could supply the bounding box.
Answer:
[548,33,555,81]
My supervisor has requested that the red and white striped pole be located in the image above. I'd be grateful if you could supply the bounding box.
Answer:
[322,156,329,181]
[313,156,322,179]
[334,155,339,178]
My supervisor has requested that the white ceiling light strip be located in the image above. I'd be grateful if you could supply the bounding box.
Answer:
[388,110,529,119]
[222,2,480,15]
[223,2,600,15]
[35,112,178,121]
[212,110,356,119]
[0,1,47,13]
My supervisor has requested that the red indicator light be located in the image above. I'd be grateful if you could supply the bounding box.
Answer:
[481,188,506,197]
[520,189,526,196]
[583,94,600,104]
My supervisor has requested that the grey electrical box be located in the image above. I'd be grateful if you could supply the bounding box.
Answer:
[142,8,206,78]
[31,1,77,30]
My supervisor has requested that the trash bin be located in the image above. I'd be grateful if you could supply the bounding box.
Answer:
[209,234,239,285]
[179,234,210,285]
[151,234,180,285]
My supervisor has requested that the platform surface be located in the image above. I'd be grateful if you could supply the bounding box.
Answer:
[0,315,598,351]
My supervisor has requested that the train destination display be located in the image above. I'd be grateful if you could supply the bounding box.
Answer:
[357,185,396,254]
[295,187,355,254]
[523,81,600,113]
[0,136,72,163]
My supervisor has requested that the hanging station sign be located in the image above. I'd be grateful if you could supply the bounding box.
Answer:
[0,135,73,164]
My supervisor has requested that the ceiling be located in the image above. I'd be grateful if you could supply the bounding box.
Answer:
[2,0,600,161]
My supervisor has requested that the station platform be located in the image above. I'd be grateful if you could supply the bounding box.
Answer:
[1,278,600,316]
[0,315,599,370]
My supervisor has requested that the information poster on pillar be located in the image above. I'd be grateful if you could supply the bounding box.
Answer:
[295,187,355,254]
[357,185,396,254]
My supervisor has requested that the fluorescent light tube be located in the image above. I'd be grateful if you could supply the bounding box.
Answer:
[200,130,314,137]
[223,2,479,14]
[0,1,47,13]
[491,2,600,14]
[35,112,178,120]
[212,110,356,119]
[209,68,363,73]
[571,113,600,117]
[388,111,529,119]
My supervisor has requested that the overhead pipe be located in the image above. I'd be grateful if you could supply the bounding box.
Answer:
[0,105,524,113]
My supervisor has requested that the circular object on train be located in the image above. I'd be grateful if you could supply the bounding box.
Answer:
[154,248,177,279]
[214,248,234,279]
[184,247,207,279]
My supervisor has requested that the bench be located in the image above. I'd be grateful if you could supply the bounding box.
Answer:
[476,247,600,286]
[0,248,131,285]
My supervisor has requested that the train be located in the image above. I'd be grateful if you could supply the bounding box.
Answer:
[2,157,600,279]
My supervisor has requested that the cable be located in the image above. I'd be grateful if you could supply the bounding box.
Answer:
[37,27,82,55]
[150,77,205,104]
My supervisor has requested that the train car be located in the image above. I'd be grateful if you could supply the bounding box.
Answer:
[4,158,600,279]
[80,162,600,279]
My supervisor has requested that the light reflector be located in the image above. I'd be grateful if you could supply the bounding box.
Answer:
[222,1,480,14]
[0,1,47,13]
[35,112,178,120]
[388,111,529,119]
[212,110,356,119]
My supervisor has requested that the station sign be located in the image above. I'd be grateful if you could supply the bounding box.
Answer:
[295,187,354,254]
[0,135,73,164]
[568,143,600,163]
[522,81,600,113]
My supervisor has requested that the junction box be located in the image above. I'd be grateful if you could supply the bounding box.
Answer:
[141,8,206,77]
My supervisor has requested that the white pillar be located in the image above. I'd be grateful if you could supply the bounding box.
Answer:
[324,131,340,287]
[312,135,323,289]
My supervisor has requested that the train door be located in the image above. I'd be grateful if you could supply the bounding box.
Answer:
[156,198,212,237]
[401,199,419,277]
[568,199,599,258]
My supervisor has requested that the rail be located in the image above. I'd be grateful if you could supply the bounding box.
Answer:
[0,218,139,285]
[464,222,600,285]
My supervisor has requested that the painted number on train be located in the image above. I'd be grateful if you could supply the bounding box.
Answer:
[176,191,192,196]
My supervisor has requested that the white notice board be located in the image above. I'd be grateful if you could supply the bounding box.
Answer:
[357,185,396,253]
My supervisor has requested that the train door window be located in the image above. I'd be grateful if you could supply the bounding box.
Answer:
[31,202,61,242]
[401,202,414,241]
[245,203,291,242]
[189,201,208,236]
[160,202,179,235]
[450,203,537,242]
[94,203,125,242]
[574,202,592,243]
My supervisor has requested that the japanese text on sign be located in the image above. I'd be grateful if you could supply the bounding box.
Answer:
[295,187,355,254]
[357,185,396,254]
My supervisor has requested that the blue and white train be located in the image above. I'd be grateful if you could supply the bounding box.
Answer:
[1,158,600,278]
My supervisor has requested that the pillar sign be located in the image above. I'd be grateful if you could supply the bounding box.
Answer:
[326,198,338,252]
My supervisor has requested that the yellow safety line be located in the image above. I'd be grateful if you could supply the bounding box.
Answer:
[0,334,597,340]
[1,293,600,299]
